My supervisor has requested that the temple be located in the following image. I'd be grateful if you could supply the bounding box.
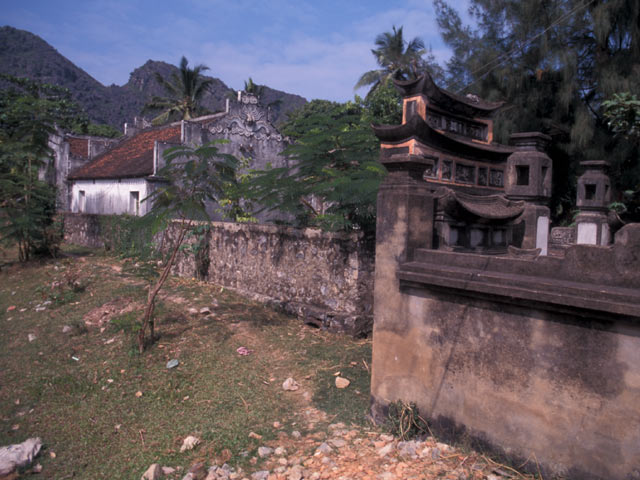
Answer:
[370,72,640,479]
[372,72,551,254]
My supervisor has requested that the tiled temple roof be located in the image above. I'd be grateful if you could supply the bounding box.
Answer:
[394,72,505,116]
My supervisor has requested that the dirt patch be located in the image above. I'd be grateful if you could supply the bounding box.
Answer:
[82,297,142,327]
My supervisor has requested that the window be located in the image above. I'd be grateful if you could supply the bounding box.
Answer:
[78,190,86,213]
[585,184,597,200]
[130,191,140,215]
[516,165,530,186]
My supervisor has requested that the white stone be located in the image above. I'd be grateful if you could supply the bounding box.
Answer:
[577,222,598,245]
[179,435,200,452]
[141,463,162,480]
[536,215,549,255]
[282,377,299,391]
[334,377,350,389]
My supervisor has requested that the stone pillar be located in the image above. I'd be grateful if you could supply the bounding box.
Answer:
[575,160,611,245]
[371,153,434,420]
[506,132,552,254]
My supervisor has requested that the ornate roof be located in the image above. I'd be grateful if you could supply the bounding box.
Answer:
[373,114,515,160]
[394,72,505,118]
[203,94,285,142]
[435,187,525,221]
[68,124,180,180]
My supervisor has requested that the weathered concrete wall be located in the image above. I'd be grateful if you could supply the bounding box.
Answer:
[372,279,640,479]
[371,156,640,480]
[167,221,374,336]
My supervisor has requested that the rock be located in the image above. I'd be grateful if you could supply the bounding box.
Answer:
[278,458,288,466]
[315,442,332,455]
[0,437,42,476]
[248,432,262,440]
[204,469,218,480]
[257,446,273,458]
[251,471,269,480]
[274,447,285,455]
[179,435,201,452]
[431,447,441,459]
[328,422,346,430]
[141,463,162,480]
[166,359,180,369]
[436,442,453,453]
[288,465,303,480]
[378,473,395,480]
[27,334,36,342]
[200,307,212,315]
[379,434,394,442]
[188,308,199,315]
[377,443,394,457]
[273,421,281,429]
[328,438,346,448]
[397,440,418,457]
[282,377,299,391]
[291,431,301,439]
[188,462,206,479]
[62,325,73,334]
[418,446,432,458]
[162,467,176,475]
[334,377,350,389]
[32,463,42,473]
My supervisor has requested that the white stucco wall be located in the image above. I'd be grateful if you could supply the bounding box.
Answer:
[70,178,154,215]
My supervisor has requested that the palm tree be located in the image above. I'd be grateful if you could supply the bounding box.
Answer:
[355,26,426,93]
[144,56,213,125]
[243,77,265,98]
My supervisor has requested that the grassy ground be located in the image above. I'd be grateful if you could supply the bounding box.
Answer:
[0,245,372,478]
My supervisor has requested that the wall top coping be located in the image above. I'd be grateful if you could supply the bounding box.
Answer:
[399,245,640,319]
[168,219,366,242]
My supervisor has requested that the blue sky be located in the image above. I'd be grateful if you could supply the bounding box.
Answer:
[1,0,471,101]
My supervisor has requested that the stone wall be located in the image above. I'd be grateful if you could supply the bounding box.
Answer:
[169,221,374,336]
[63,213,105,248]
[62,214,375,336]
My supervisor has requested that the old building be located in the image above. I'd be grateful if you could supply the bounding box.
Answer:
[67,123,181,215]
[66,93,291,219]
[46,132,119,211]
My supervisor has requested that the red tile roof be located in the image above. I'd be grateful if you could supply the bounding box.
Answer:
[67,137,89,159]
[68,124,181,180]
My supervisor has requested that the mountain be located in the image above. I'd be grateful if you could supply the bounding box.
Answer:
[0,26,307,130]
